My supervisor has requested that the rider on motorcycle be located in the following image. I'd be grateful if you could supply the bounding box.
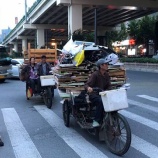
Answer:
[21,57,40,95]
[85,58,111,127]
[37,55,52,76]
[37,55,54,96]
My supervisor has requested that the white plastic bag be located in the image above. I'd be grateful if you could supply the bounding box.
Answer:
[70,44,83,56]
[62,38,73,53]
[105,53,118,65]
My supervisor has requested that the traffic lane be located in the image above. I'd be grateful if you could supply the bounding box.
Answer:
[0,77,152,158]
[126,70,158,102]
[0,80,125,158]
[0,79,81,158]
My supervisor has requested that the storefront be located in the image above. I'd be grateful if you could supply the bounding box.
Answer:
[112,39,137,56]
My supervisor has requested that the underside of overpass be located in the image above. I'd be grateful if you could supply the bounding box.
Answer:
[4,0,158,51]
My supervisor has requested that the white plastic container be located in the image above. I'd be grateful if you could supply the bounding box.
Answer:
[40,75,55,86]
[99,88,128,112]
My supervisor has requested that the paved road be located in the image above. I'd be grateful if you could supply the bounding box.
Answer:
[0,70,158,158]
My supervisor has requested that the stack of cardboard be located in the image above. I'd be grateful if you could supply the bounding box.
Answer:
[54,63,90,91]
[108,67,126,89]
[53,62,126,99]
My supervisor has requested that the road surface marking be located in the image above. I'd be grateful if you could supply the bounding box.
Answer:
[34,105,108,158]
[137,95,158,102]
[128,99,158,113]
[35,105,158,158]
[1,108,42,158]
[120,110,158,131]
[131,134,158,158]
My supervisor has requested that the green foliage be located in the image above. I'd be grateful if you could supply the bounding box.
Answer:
[127,15,157,45]
[120,57,158,63]
[127,20,139,39]
[118,23,128,40]
[106,23,128,47]
[72,29,94,42]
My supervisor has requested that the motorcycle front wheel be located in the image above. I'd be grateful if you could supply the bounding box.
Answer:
[63,99,70,127]
[104,112,131,156]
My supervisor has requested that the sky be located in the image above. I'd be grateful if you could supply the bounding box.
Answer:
[0,0,35,33]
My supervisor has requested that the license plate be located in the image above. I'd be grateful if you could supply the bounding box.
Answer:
[0,75,5,79]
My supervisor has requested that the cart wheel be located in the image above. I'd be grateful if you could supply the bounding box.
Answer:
[46,87,53,109]
[105,112,131,156]
[63,100,70,127]
[42,87,52,109]
[51,87,54,98]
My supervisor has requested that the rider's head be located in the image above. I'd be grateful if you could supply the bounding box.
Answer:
[41,55,46,64]
[30,57,35,65]
[96,58,109,70]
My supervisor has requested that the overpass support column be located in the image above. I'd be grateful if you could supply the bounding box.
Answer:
[36,29,45,48]
[22,39,27,53]
[13,42,18,52]
[68,4,82,36]
[9,47,13,55]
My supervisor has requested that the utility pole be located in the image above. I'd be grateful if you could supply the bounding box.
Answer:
[94,8,97,45]
[25,0,27,23]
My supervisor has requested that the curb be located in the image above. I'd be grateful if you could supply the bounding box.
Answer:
[125,67,158,73]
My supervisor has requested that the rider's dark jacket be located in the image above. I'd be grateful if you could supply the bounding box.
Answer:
[21,63,38,81]
[20,64,31,81]
[37,62,51,76]
[85,70,111,91]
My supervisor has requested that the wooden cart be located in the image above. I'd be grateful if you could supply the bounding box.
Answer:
[23,43,57,64]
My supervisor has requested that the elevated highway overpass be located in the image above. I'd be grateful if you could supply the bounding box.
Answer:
[2,0,158,53]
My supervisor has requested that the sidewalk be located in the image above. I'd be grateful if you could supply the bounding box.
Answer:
[124,62,158,73]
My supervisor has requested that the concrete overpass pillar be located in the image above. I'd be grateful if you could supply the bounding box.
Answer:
[22,39,27,52]
[13,42,18,52]
[9,47,13,55]
[68,4,82,36]
[36,29,45,48]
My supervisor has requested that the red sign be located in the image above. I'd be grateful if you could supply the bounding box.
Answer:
[129,39,135,45]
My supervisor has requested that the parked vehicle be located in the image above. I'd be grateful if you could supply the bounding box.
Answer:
[63,88,131,156]
[0,45,11,83]
[7,58,24,78]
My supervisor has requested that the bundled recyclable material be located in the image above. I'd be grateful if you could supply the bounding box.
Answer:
[53,62,126,99]
[54,40,127,99]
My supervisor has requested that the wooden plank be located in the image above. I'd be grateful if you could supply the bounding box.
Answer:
[25,43,57,63]
[66,87,85,91]
[67,82,85,86]
[29,49,56,53]
[111,81,125,85]
[108,70,125,77]
[59,64,74,67]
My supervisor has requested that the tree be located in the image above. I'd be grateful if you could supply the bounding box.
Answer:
[106,23,128,47]
[127,20,139,40]
[118,23,128,41]
[72,29,94,42]
[155,20,158,51]
[127,15,157,55]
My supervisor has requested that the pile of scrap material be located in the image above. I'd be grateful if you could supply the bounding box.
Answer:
[108,66,126,89]
[53,61,126,99]
[53,62,93,98]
